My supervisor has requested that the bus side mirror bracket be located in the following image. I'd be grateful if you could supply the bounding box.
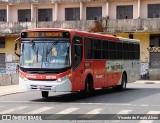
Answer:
[14,43,17,51]
[14,37,21,57]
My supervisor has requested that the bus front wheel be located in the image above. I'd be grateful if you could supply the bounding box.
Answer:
[81,79,90,98]
[41,91,49,98]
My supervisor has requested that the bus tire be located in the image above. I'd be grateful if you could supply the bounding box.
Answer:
[41,91,49,98]
[81,78,90,98]
[116,74,127,91]
[84,82,90,97]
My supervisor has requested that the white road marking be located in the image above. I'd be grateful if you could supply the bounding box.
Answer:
[138,111,160,123]
[57,108,79,114]
[86,108,103,114]
[117,110,132,114]
[79,108,103,119]
[26,107,53,114]
[0,106,28,114]
[141,104,149,107]
[49,108,79,120]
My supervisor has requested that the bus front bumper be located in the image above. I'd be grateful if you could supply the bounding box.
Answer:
[19,77,72,92]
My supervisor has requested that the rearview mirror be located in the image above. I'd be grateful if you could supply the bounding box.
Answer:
[14,37,21,57]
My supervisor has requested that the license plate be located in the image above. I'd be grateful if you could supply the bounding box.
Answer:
[37,85,45,89]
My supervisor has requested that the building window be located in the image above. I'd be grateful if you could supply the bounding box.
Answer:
[116,5,133,19]
[129,34,133,39]
[148,4,160,18]
[18,9,31,22]
[86,7,102,20]
[0,37,5,48]
[65,8,80,20]
[0,9,6,22]
[38,9,52,22]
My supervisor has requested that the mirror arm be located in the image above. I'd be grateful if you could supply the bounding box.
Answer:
[14,51,20,57]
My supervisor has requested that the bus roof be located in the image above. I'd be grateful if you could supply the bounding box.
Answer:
[21,28,119,41]
[21,28,140,43]
[118,37,140,43]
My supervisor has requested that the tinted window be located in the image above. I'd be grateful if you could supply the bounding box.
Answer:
[18,9,31,22]
[86,7,102,20]
[116,5,133,19]
[73,36,83,70]
[122,43,129,59]
[134,44,140,59]
[0,9,6,22]
[65,8,80,20]
[93,39,101,59]
[116,42,122,59]
[84,37,93,59]
[129,43,134,59]
[38,9,52,21]
[102,40,108,59]
[148,4,160,18]
[108,41,116,59]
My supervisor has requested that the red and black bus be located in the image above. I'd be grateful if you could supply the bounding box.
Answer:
[14,28,140,98]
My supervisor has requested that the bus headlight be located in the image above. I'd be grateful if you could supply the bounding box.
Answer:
[20,75,28,81]
[57,76,68,82]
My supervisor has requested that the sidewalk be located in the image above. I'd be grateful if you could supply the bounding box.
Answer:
[0,85,25,96]
[0,80,160,96]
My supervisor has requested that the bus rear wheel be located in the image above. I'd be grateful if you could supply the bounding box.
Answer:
[114,74,127,91]
[118,74,127,91]
[41,91,49,98]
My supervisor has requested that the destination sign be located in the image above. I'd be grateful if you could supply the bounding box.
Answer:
[21,31,70,38]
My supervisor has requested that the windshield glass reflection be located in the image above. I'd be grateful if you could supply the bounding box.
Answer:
[20,41,71,69]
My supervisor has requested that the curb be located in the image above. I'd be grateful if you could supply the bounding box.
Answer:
[0,91,26,97]
[0,85,25,97]
[134,81,160,84]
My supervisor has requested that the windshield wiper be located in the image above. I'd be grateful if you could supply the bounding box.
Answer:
[36,47,39,62]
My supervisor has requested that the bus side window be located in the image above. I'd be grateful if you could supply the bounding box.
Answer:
[93,38,101,59]
[74,45,82,61]
[84,37,93,59]
[73,36,83,70]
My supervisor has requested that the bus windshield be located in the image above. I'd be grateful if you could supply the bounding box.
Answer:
[20,40,71,69]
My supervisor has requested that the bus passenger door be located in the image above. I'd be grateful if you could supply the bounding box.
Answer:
[72,36,84,91]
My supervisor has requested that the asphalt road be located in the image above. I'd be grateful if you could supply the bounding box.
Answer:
[0,83,160,123]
